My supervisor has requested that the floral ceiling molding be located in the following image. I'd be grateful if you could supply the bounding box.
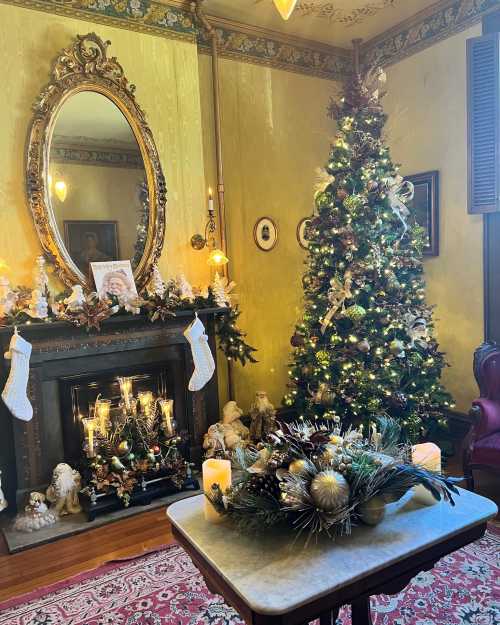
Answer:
[364,0,500,67]
[1,0,499,77]
[294,0,396,25]
[0,0,350,79]
[196,26,351,79]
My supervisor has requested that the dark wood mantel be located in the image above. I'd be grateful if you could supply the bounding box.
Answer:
[0,309,225,510]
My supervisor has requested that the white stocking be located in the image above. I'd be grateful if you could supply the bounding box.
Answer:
[2,330,33,422]
[184,316,215,392]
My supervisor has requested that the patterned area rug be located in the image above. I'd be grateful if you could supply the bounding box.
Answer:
[1,526,498,625]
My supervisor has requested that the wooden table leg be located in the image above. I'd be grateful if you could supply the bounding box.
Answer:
[351,597,373,625]
[318,607,340,625]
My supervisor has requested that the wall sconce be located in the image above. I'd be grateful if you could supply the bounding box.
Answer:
[273,0,298,20]
[191,188,229,267]
[48,172,68,202]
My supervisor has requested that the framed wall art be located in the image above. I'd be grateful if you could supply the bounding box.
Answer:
[64,220,119,274]
[253,217,278,252]
[404,170,439,256]
[297,217,312,250]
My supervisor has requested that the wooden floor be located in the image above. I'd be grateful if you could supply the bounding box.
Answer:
[0,507,175,602]
[0,460,498,605]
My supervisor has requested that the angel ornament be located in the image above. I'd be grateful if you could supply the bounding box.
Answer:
[382,175,414,238]
[405,314,429,349]
[321,270,353,334]
[249,391,277,442]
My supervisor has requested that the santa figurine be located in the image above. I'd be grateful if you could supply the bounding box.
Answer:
[249,391,277,442]
[221,400,249,450]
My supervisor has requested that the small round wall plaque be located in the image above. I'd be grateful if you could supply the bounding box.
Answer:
[297,217,312,250]
[253,217,278,252]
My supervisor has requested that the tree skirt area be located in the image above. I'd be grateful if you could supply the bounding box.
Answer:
[0,526,498,625]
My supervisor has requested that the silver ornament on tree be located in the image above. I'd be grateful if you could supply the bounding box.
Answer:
[310,470,350,512]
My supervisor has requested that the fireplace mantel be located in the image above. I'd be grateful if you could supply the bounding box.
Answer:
[0,309,224,509]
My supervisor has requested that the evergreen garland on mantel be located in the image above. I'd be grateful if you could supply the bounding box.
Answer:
[0,278,257,367]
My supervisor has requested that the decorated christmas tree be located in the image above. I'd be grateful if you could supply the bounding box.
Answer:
[284,67,454,442]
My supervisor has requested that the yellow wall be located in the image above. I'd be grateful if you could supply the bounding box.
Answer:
[0,3,209,288]
[384,24,483,412]
[199,54,339,410]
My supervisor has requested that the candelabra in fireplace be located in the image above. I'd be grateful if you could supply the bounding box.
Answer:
[76,374,199,521]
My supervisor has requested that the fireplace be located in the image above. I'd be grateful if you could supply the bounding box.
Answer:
[0,310,222,512]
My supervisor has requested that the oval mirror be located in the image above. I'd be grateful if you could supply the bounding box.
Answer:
[49,91,148,278]
[27,33,166,291]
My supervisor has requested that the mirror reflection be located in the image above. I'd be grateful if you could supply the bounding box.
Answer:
[48,91,148,277]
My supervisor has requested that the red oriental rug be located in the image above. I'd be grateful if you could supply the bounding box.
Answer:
[0,526,498,625]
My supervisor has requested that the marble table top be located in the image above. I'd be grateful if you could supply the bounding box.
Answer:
[167,488,497,616]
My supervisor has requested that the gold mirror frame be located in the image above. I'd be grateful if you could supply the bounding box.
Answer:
[26,33,166,291]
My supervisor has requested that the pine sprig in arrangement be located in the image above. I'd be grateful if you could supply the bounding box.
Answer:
[208,417,461,542]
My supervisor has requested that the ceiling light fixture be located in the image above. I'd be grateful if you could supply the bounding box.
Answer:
[273,0,298,20]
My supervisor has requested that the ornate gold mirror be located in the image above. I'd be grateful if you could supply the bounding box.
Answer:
[27,33,166,290]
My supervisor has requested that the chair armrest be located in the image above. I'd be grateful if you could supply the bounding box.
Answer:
[471,399,500,439]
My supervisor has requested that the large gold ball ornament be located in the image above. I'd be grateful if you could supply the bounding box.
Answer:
[310,470,350,511]
[357,496,386,526]
[329,435,344,446]
[117,440,130,455]
[289,459,308,475]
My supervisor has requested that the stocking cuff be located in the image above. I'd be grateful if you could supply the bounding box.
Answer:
[9,334,32,358]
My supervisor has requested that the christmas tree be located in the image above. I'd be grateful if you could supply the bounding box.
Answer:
[284,67,454,442]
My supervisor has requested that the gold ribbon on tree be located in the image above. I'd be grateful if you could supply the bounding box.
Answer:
[321,271,353,334]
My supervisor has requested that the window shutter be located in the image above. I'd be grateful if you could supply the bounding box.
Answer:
[467,33,500,214]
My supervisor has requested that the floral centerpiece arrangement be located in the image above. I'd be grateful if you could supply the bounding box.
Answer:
[208,417,460,540]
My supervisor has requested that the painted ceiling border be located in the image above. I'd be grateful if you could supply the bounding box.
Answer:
[363,0,500,68]
[0,0,350,80]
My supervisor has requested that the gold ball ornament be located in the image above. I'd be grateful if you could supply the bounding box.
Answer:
[329,434,344,446]
[289,459,308,475]
[357,496,386,526]
[310,470,350,511]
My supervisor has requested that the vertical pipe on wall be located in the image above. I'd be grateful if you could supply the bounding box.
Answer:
[192,0,234,400]
[352,39,363,75]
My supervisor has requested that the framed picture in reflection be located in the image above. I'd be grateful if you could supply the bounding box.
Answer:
[404,171,439,257]
[64,220,120,274]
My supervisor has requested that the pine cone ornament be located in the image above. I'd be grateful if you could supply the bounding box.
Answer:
[246,474,281,500]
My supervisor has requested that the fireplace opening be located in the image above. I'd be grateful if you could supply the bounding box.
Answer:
[56,362,197,520]
[58,364,178,468]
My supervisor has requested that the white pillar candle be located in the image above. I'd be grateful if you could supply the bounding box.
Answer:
[208,187,214,213]
[412,442,442,505]
[202,459,231,523]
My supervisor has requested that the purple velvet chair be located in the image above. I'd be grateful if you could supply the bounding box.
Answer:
[464,342,500,490]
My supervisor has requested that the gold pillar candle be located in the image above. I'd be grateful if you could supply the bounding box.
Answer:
[95,398,111,433]
[82,417,97,458]
[159,399,175,436]
[412,443,442,506]
[119,377,133,413]
[202,459,231,523]
[138,390,154,416]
